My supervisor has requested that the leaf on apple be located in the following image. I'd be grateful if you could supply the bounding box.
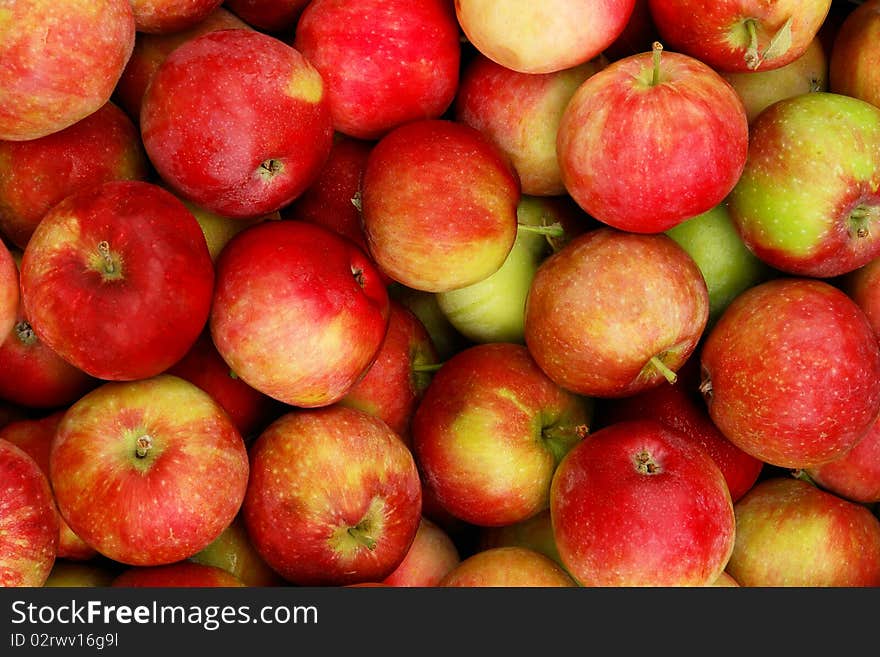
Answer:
[758,17,793,68]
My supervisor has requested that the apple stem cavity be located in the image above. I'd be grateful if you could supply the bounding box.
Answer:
[258,158,284,181]
[14,320,36,346]
[347,525,377,551]
[634,449,661,475]
[651,41,663,86]
[135,434,153,459]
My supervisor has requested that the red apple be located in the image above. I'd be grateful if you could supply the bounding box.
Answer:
[180,196,278,264]
[381,517,461,587]
[19,180,215,382]
[0,102,149,251]
[43,561,118,588]
[112,562,245,587]
[647,0,832,72]
[242,405,422,586]
[725,477,880,586]
[0,438,58,587]
[557,43,749,234]
[361,119,520,292]
[0,239,18,341]
[842,255,880,340]
[225,0,310,34]
[49,374,250,566]
[804,413,880,504]
[412,342,592,528]
[700,277,880,469]
[294,0,461,140]
[524,228,709,398]
[140,28,333,218]
[829,0,880,109]
[439,546,577,587]
[454,0,636,74]
[189,513,285,587]
[210,220,390,408]
[550,419,736,586]
[129,0,224,34]
[0,0,135,141]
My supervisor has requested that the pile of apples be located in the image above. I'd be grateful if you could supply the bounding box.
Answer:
[2,0,880,589]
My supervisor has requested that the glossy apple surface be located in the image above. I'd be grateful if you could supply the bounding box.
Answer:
[440,546,577,587]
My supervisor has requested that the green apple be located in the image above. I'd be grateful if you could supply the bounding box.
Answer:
[389,284,471,362]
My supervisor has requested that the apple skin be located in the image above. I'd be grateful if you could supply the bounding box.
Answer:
[440,546,577,587]
[0,438,59,587]
[454,53,608,197]
[225,0,311,33]
[829,0,880,109]
[0,102,149,251]
[0,239,18,341]
[189,513,285,587]
[454,0,635,75]
[478,508,566,571]
[49,375,250,567]
[361,119,520,293]
[550,419,736,587]
[180,198,277,264]
[141,28,333,219]
[804,413,880,504]
[112,562,245,587]
[210,220,390,408]
[242,406,423,586]
[841,255,880,340]
[728,92,880,278]
[524,228,709,399]
[381,517,461,587]
[557,45,749,234]
[294,0,461,140]
[43,561,118,588]
[389,285,472,362]
[129,0,224,34]
[412,342,593,528]
[700,277,880,469]
[647,0,832,73]
[19,180,215,382]
[0,0,135,141]
[725,477,880,587]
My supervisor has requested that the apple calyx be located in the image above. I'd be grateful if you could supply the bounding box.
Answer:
[92,240,123,281]
[698,371,712,402]
[329,497,386,556]
[257,158,284,182]
[634,449,661,475]
[135,434,153,459]
[351,264,365,288]
[14,320,36,346]
[848,203,880,240]
[351,191,362,213]
[346,524,378,551]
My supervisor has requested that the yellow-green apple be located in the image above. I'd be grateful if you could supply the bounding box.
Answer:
[725,477,880,586]
[43,561,118,588]
[112,562,245,587]
[129,0,224,34]
[381,516,461,587]
[454,0,635,74]
[829,0,880,109]
[0,438,58,587]
[550,419,736,586]
[435,195,592,345]
[49,375,250,566]
[712,572,740,587]
[113,7,250,120]
[454,54,608,196]
[180,197,277,263]
[140,28,333,218]
[0,0,135,141]
[389,285,471,362]
[664,201,776,326]
[190,513,284,587]
[721,36,828,124]
[242,405,422,586]
[524,228,709,398]
[338,299,439,448]
[294,0,461,140]
[210,220,390,408]
[0,239,18,341]
[412,342,592,527]
[647,0,832,72]
[557,43,749,233]
[594,355,763,503]
[439,546,577,587]
[700,277,880,469]
[0,412,96,561]
[0,102,149,251]
[478,509,565,570]
[19,180,215,382]
[803,414,880,504]
[729,92,880,278]
[361,119,520,292]
[225,0,310,33]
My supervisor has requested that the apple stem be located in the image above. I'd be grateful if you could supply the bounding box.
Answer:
[790,469,818,488]
[97,240,116,275]
[651,41,663,86]
[517,222,565,239]
[135,435,153,459]
[347,525,377,551]
[648,354,677,384]
[744,19,761,69]
[412,362,444,373]
[14,320,36,346]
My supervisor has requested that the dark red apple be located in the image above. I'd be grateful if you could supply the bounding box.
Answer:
[225,0,310,33]
[804,413,880,504]
[129,0,224,34]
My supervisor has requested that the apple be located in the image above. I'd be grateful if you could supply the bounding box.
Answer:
[803,412,880,504]
[524,227,709,398]
[338,299,440,448]
[224,0,310,33]
[0,438,58,587]
[140,28,333,219]
[557,42,749,234]
[729,92,880,278]
[840,255,880,339]
[439,546,577,587]
[0,102,149,251]
[725,477,880,586]
[700,277,880,469]
[454,0,636,74]
[454,53,608,197]
[0,0,135,141]
[43,561,118,588]
[828,0,880,109]
[478,509,566,570]
[294,0,461,140]
[550,419,736,587]
[712,572,740,587]
[129,0,224,34]
[647,0,832,72]
[389,285,472,362]
[19,180,215,382]
[210,220,390,408]
[382,517,461,587]
[49,374,250,567]
[720,36,828,124]
[0,239,18,341]
[180,197,278,263]
[412,342,593,527]
[361,119,520,292]
[189,513,285,587]
[112,562,246,587]
[242,405,423,586]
